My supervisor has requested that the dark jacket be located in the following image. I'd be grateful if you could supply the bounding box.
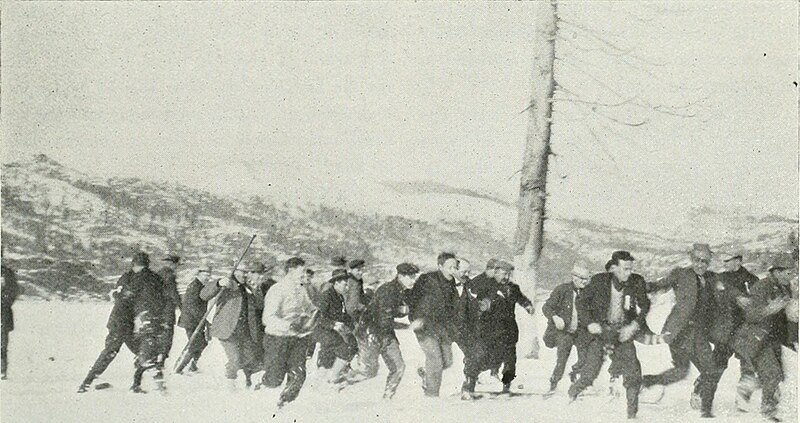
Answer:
[344,275,367,319]
[178,278,208,330]
[200,276,263,342]
[481,281,532,344]
[130,267,170,328]
[157,267,181,325]
[742,275,790,343]
[408,270,459,338]
[106,271,136,332]
[650,267,717,340]
[360,278,410,341]
[542,282,582,348]
[710,278,748,346]
[1,265,20,332]
[315,286,353,346]
[578,272,650,331]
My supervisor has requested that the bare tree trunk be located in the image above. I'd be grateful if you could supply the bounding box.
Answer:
[514,0,557,360]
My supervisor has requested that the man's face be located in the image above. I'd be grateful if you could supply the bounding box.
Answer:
[350,267,364,280]
[399,274,417,290]
[572,275,589,289]
[494,269,509,283]
[456,262,471,280]
[439,258,458,280]
[612,260,634,282]
[246,271,262,286]
[334,279,349,295]
[197,270,211,283]
[288,266,305,282]
[691,253,711,275]
[724,258,742,272]
[486,269,496,278]
[132,265,145,273]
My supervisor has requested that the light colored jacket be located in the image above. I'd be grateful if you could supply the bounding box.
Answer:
[262,275,317,337]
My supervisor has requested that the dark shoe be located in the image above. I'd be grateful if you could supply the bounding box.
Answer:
[700,410,714,418]
[130,385,147,394]
[77,383,90,393]
[188,361,199,373]
[569,371,577,383]
[568,385,579,402]
[502,383,511,393]
[762,416,781,422]
[549,380,558,392]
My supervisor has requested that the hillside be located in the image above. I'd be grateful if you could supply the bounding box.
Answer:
[1,154,796,300]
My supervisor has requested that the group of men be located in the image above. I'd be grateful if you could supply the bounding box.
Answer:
[541,244,798,421]
[55,242,798,420]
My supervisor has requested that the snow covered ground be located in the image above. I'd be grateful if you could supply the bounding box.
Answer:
[1,301,796,423]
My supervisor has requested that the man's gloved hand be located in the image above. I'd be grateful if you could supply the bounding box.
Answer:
[333,322,350,336]
[218,277,235,289]
[410,319,424,332]
[660,331,674,345]
[552,316,565,330]
[587,322,602,335]
[478,298,492,312]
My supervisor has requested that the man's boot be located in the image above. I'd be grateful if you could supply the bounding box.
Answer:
[461,377,477,400]
[626,386,639,419]
[130,368,146,394]
[328,358,349,384]
[77,372,95,393]
[154,369,166,392]
[549,378,558,392]
[244,371,253,389]
[188,359,199,373]
[502,382,511,393]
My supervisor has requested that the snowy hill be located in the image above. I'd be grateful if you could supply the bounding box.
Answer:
[1,155,796,299]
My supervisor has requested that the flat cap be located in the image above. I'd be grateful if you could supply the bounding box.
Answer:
[396,263,420,276]
[162,254,181,264]
[690,243,713,258]
[611,250,635,262]
[348,259,366,270]
[495,260,514,272]
[486,258,499,270]
[331,255,348,267]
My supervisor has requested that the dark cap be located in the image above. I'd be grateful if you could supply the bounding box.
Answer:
[486,258,499,270]
[604,259,615,271]
[331,255,348,267]
[285,257,306,271]
[348,259,366,270]
[495,260,514,272]
[162,254,181,264]
[132,251,150,266]
[331,268,348,279]
[396,263,420,276]
[611,251,635,263]
[769,253,796,271]
[689,243,713,258]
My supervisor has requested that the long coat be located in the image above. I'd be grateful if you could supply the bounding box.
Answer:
[542,282,581,348]
[130,267,170,326]
[157,267,181,325]
[1,265,20,332]
[481,281,532,345]
[315,287,352,347]
[106,271,136,332]
[178,278,208,330]
[578,272,650,331]
[200,277,263,342]
[408,270,459,338]
[651,267,718,340]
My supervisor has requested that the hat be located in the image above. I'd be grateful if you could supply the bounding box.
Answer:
[604,259,615,272]
[571,263,591,279]
[331,268,348,279]
[611,251,635,263]
[197,262,213,273]
[348,259,365,270]
[486,258,499,270]
[396,263,420,276]
[495,260,514,272]
[720,252,743,262]
[132,251,150,266]
[162,254,181,264]
[245,262,266,273]
[331,255,348,267]
[769,253,796,271]
[689,243,713,259]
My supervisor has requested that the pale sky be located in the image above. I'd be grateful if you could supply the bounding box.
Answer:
[2,2,797,233]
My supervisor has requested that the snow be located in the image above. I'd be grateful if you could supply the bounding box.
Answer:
[1,301,796,423]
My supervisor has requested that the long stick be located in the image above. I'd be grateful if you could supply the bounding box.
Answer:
[173,234,257,372]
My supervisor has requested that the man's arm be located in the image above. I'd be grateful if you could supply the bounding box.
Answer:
[262,284,290,333]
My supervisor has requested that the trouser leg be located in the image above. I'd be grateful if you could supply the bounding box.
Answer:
[220,339,243,380]
[642,339,690,387]
[551,333,574,384]
[262,334,289,388]
[754,344,783,418]
[612,341,641,418]
[500,344,517,385]
[416,334,445,396]
[569,337,604,398]
[688,332,718,413]
[84,331,128,385]
[280,337,309,404]
[1,328,10,377]
[359,334,381,379]
[382,339,405,398]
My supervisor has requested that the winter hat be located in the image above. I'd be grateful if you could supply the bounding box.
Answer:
[496,261,514,272]
[331,256,348,267]
[132,251,150,267]
[396,263,420,276]
[486,258,499,270]
[162,254,181,264]
[689,243,713,259]
[348,259,366,270]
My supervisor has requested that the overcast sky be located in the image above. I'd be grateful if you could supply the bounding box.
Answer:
[2,2,797,233]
